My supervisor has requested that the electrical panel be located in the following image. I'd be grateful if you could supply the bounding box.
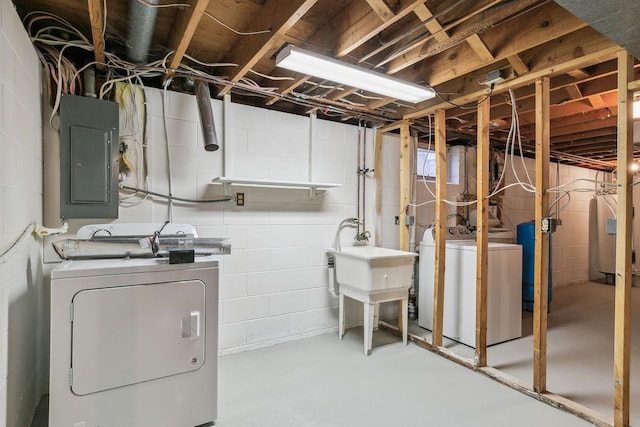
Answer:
[59,94,119,218]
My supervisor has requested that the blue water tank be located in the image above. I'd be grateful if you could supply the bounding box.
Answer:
[516,221,552,312]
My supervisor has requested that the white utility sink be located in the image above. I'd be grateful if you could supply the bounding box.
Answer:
[330,246,417,292]
[329,246,417,355]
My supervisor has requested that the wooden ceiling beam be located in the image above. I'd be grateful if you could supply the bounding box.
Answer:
[166,0,210,77]
[550,127,618,144]
[507,54,529,75]
[413,4,449,43]
[400,2,589,88]
[365,0,394,22]
[333,0,427,57]
[219,0,317,95]
[87,0,105,70]
[383,0,542,74]
[401,34,619,120]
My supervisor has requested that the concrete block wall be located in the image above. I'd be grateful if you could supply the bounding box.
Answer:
[501,157,598,286]
[414,147,598,287]
[0,1,43,426]
[81,87,402,355]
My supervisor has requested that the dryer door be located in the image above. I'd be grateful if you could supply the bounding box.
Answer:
[70,280,206,395]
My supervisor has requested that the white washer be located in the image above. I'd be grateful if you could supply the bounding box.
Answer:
[418,226,522,348]
[49,226,219,427]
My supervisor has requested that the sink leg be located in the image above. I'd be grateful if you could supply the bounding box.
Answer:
[401,298,408,345]
[339,293,345,340]
[364,303,375,355]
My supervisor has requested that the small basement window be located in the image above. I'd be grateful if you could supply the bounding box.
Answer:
[417,148,436,179]
[416,146,460,185]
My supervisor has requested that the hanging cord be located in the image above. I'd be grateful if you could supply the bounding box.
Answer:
[161,79,174,222]
[0,222,37,264]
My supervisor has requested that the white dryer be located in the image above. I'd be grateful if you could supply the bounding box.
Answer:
[418,226,522,348]
[49,225,220,427]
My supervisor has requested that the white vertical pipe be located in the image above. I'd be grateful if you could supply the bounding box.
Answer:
[222,93,231,177]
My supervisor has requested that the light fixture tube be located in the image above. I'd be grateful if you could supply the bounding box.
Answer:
[276,45,435,104]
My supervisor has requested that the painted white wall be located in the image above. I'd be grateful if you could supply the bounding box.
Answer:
[42,86,403,356]
[501,157,599,286]
[0,1,44,426]
[414,145,600,287]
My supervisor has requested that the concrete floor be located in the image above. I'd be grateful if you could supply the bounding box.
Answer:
[30,281,638,426]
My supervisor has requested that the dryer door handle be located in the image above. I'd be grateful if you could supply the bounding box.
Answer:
[182,311,201,338]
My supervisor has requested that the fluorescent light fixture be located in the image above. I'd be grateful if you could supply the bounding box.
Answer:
[276,45,435,104]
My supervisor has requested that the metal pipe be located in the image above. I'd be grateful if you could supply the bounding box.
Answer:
[127,0,160,64]
[195,80,220,151]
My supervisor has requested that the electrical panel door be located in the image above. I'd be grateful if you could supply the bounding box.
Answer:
[60,94,119,218]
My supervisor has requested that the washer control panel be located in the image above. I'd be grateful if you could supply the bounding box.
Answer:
[422,226,473,244]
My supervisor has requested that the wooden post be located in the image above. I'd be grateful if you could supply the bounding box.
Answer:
[398,122,411,334]
[374,131,383,247]
[613,50,633,427]
[475,95,490,366]
[533,76,550,393]
[432,109,447,347]
[399,122,411,251]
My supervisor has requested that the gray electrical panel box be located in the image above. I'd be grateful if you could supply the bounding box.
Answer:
[59,94,119,219]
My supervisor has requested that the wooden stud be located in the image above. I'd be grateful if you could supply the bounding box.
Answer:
[398,122,412,335]
[399,122,411,251]
[87,0,105,70]
[613,50,634,427]
[475,94,490,366]
[533,76,550,394]
[374,130,383,247]
[432,109,447,347]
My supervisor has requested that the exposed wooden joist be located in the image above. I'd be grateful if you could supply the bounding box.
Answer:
[399,2,588,88]
[413,4,450,43]
[403,45,621,119]
[507,54,529,75]
[431,109,447,347]
[219,0,317,95]
[384,0,543,74]
[467,33,494,62]
[87,0,105,70]
[567,69,591,80]
[533,76,550,394]
[565,84,582,100]
[166,0,210,76]
[377,0,508,70]
[333,0,427,57]
[475,95,490,367]
[365,0,394,22]
[613,50,634,427]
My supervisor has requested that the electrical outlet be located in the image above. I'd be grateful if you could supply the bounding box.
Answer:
[236,192,245,206]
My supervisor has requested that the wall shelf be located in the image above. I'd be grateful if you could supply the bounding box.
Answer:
[211,176,341,198]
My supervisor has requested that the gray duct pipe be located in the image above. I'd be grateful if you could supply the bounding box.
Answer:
[195,80,220,152]
[127,0,160,64]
